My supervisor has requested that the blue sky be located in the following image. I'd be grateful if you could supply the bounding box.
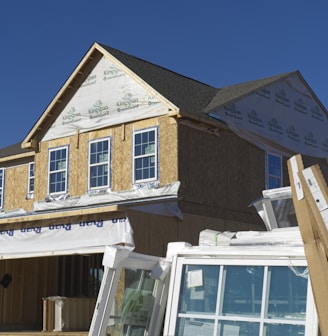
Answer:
[0,1,327,148]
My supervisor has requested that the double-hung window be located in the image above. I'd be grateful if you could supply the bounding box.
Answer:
[28,162,35,195]
[88,138,110,190]
[266,152,282,189]
[133,127,158,183]
[48,146,69,195]
[0,168,4,209]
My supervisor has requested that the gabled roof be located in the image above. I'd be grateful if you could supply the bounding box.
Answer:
[18,41,328,152]
[204,70,328,116]
[22,42,219,149]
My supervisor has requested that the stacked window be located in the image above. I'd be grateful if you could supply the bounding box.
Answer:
[169,259,315,336]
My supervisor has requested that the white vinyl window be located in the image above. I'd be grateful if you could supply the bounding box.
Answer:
[48,146,69,195]
[165,257,317,336]
[133,127,158,183]
[0,168,4,209]
[28,162,35,194]
[89,251,169,336]
[88,138,111,190]
[266,152,282,189]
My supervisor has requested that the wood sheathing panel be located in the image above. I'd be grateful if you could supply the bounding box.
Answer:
[3,163,34,212]
[0,257,58,330]
[112,116,178,191]
[178,124,265,230]
[128,209,179,257]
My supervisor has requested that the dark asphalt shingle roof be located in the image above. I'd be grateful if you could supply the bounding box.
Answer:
[99,43,219,114]
[0,142,32,159]
[204,72,295,113]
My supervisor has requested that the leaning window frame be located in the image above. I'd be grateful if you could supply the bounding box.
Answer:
[48,145,69,195]
[0,168,5,209]
[164,256,317,336]
[132,127,159,184]
[88,137,111,191]
[265,152,283,189]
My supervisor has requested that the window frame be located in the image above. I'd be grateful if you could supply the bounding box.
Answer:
[265,152,283,189]
[27,162,35,195]
[165,256,317,336]
[88,137,111,191]
[48,145,69,195]
[132,127,159,184]
[0,168,5,209]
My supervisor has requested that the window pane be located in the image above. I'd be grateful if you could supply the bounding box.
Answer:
[268,177,281,189]
[267,266,307,320]
[218,320,260,336]
[49,172,66,193]
[90,165,108,188]
[50,148,67,171]
[264,323,305,335]
[178,265,219,314]
[268,154,281,176]
[107,268,156,336]
[176,318,214,336]
[222,266,264,317]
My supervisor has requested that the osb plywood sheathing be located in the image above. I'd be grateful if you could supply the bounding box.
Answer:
[4,164,34,212]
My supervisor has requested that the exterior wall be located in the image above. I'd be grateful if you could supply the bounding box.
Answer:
[177,123,267,235]
[2,159,34,212]
[2,115,178,212]
[0,257,58,331]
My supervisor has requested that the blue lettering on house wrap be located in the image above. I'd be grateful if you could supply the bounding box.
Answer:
[0,229,14,237]
[49,224,72,231]
[21,227,42,234]
[79,220,103,228]
[112,217,126,224]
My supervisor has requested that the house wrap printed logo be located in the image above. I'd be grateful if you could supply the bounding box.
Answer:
[103,66,125,80]
[286,125,300,142]
[117,93,139,112]
[88,100,109,119]
[311,105,325,122]
[247,110,264,127]
[275,90,290,107]
[224,103,242,120]
[294,98,307,115]
[147,95,160,106]
[268,118,283,135]
[81,74,97,87]
[62,107,82,125]
[304,132,318,148]
[256,88,271,100]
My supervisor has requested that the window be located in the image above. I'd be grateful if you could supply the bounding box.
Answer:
[0,168,4,209]
[133,127,158,183]
[266,152,282,189]
[48,146,68,195]
[88,138,110,190]
[166,258,317,336]
[89,251,169,336]
[28,162,35,194]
